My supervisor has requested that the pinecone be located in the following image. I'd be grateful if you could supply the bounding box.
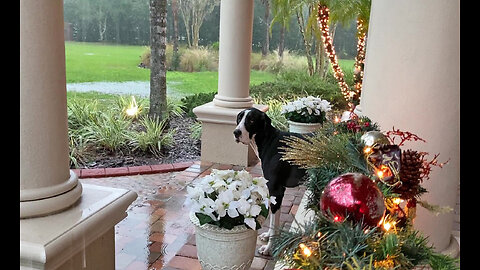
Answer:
[394,149,423,200]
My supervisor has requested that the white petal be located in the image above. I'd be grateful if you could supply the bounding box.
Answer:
[228,207,239,218]
[244,217,256,230]
[249,205,261,217]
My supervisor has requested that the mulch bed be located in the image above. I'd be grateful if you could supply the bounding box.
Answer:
[73,115,201,169]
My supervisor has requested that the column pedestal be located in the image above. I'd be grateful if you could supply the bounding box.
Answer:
[20,184,137,270]
[194,102,267,167]
[194,0,266,167]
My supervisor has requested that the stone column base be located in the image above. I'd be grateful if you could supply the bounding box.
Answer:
[193,102,268,167]
[20,184,137,270]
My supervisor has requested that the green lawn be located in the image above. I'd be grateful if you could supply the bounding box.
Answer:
[65,42,149,82]
[65,41,275,95]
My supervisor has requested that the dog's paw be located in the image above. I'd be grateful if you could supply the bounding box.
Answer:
[258,243,272,256]
[259,231,270,242]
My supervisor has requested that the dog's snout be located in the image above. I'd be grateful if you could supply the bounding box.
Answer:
[233,129,242,138]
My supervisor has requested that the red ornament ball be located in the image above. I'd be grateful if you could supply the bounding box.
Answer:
[320,173,385,227]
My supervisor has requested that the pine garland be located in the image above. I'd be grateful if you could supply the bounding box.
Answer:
[273,117,458,269]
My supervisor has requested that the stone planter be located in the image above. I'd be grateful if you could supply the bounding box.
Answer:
[190,212,257,270]
[288,120,322,134]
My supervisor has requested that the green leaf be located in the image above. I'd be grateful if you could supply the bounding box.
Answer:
[260,204,269,218]
[196,213,214,226]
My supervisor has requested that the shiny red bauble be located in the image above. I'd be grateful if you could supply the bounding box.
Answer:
[319,173,385,227]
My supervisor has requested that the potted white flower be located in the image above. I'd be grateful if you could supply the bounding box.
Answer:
[281,96,332,133]
[185,169,276,270]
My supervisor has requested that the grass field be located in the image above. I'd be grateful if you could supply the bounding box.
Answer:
[65,42,275,95]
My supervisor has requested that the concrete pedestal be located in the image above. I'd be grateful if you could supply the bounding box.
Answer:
[194,102,267,167]
[20,184,137,270]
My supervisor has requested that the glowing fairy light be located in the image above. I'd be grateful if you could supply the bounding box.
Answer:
[376,165,392,180]
[383,222,392,231]
[299,243,312,257]
[125,96,139,117]
[334,115,340,123]
[317,4,367,109]
[392,198,403,205]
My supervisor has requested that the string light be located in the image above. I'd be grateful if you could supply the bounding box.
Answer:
[392,198,403,205]
[334,115,340,123]
[299,243,312,257]
[376,165,392,180]
[333,215,343,222]
[317,4,354,109]
[317,5,368,110]
[353,18,367,103]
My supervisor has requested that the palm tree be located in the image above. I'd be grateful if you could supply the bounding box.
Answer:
[270,0,293,58]
[323,0,371,105]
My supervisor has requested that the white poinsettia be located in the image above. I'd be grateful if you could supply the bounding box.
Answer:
[281,96,332,124]
[185,169,276,230]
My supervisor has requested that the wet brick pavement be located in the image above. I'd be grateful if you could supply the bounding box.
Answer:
[80,161,306,270]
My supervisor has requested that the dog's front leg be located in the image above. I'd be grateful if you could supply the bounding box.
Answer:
[258,210,280,256]
[259,208,274,241]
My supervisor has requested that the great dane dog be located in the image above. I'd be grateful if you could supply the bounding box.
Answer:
[233,107,307,255]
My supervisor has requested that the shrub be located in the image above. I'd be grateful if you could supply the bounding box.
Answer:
[129,116,175,158]
[250,70,348,109]
[257,50,308,73]
[181,91,216,118]
[84,110,132,153]
[139,44,186,71]
[67,98,100,130]
[250,52,263,70]
[179,47,218,72]
[189,121,202,140]
[167,96,185,119]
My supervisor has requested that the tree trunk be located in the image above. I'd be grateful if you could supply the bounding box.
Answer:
[179,0,192,48]
[98,16,107,41]
[149,0,168,120]
[296,9,314,76]
[278,25,285,58]
[171,0,180,70]
[262,0,270,57]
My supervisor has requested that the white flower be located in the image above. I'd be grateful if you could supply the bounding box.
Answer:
[185,169,273,230]
[263,196,277,208]
[215,189,239,218]
[281,96,332,123]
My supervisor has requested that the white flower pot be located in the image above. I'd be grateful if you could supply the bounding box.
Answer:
[190,212,257,270]
[288,120,322,134]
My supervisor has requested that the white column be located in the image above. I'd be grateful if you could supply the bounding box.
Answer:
[360,0,459,255]
[193,0,266,166]
[20,0,82,218]
[20,1,137,268]
[213,0,254,108]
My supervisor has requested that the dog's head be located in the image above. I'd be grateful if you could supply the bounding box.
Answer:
[233,108,272,144]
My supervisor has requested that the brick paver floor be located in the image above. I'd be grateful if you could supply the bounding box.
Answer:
[80,160,306,270]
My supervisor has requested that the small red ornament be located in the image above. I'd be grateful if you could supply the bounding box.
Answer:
[320,173,385,227]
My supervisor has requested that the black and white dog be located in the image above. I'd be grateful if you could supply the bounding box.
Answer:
[234,107,308,256]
